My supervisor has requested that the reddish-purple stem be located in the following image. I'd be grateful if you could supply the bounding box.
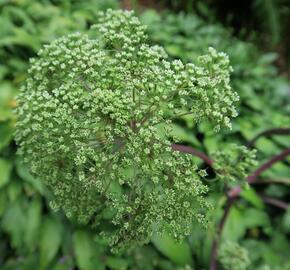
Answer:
[247,128,290,148]
[209,147,290,269]
[261,196,289,210]
[251,178,290,185]
[171,144,213,166]
[171,143,290,270]
[247,147,290,183]
[209,196,236,270]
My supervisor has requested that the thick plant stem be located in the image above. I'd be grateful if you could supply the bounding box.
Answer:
[209,195,236,270]
[171,144,213,166]
[251,177,290,185]
[261,196,289,210]
[247,147,290,183]
[247,128,290,148]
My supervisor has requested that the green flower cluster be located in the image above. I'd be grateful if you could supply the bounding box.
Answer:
[15,9,238,250]
[218,241,251,270]
[212,145,257,184]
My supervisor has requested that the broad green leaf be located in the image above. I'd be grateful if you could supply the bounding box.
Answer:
[237,119,257,140]
[282,207,290,233]
[0,82,15,121]
[0,27,41,50]
[0,122,13,150]
[256,138,279,156]
[204,135,220,152]
[258,52,277,64]
[0,158,12,188]
[222,206,245,241]
[241,187,264,209]
[7,181,22,201]
[158,259,176,270]
[242,208,270,229]
[52,264,70,270]
[40,217,62,269]
[0,255,39,270]
[2,200,26,248]
[24,199,42,249]
[16,158,45,194]
[223,206,270,241]
[170,124,201,146]
[73,230,104,270]
[266,162,290,178]
[0,190,8,216]
[152,234,192,266]
[106,256,128,270]
[265,184,288,198]
[165,45,183,57]
[269,232,290,264]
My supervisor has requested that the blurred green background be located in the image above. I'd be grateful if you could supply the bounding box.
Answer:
[0,0,290,269]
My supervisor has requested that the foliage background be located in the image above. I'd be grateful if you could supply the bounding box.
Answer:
[0,0,289,269]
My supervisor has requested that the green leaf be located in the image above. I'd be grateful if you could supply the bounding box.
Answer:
[258,53,278,64]
[7,181,22,201]
[0,158,12,188]
[0,27,41,51]
[0,190,8,216]
[241,187,264,209]
[0,122,13,151]
[2,199,26,248]
[106,256,128,270]
[222,206,245,241]
[152,234,192,266]
[223,207,270,241]
[16,158,45,194]
[255,138,279,156]
[52,264,70,270]
[170,124,201,146]
[282,207,290,233]
[73,230,104,270]
[40,217,62,269]
[165,44,183,57]
[0,82,15,121]
[242,208,270,228]
[24,199,42,250]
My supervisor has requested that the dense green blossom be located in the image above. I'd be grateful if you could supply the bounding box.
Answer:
[218,241,251,270]
[212,145,257,184]
[15,9,239,250]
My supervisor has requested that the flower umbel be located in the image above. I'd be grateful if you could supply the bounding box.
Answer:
[15,9,238,250]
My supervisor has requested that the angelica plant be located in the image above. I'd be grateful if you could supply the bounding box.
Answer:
[15,9,240,250]
[218,241,251,270]
[212,145,257,185]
